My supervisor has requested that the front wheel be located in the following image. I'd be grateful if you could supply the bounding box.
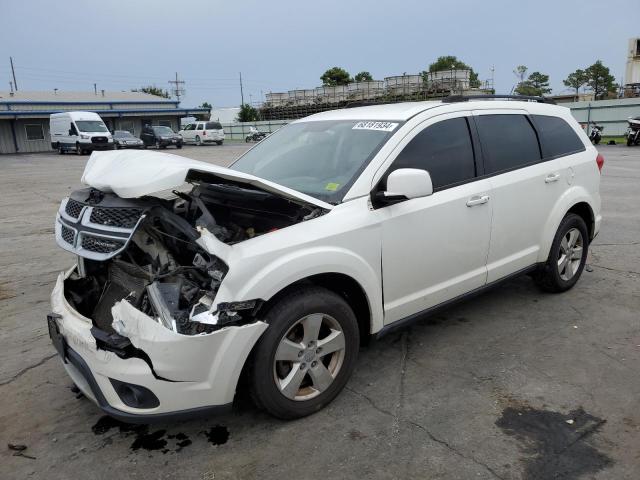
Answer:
[195,135,202,146]
[57,144,64,155]
[176,143,182,149]
[534,213,589,293]
[249,287,359,419]
[76,143,83,155]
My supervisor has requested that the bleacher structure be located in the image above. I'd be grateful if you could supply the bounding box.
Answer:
[260,70,492,120]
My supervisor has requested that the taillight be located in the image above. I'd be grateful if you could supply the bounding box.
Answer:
[596,153,604,173]
[203,130,206,136]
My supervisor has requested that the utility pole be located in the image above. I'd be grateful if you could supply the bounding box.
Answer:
[94,83,97,95]
[9,81,14,93]
[239,72,244,106]
[168,72,185,102]
[10,57,18,91]
[490,65,495,92]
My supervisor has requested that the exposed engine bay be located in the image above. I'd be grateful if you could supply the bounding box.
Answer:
[56,172,326,338]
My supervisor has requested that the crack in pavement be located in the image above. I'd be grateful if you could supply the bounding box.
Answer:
[0,353,57,386]
[591,242,640,247]
[589,264,640,276]
[345,386,505,479]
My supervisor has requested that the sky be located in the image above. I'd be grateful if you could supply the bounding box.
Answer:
[1,0,638,108]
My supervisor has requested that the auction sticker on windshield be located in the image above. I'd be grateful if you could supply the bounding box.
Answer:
[352,121,398,132]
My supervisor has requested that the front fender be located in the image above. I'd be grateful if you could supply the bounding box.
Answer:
[217,246,384,334]
[538,185,599,263]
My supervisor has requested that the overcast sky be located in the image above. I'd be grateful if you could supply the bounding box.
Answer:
[1,0,638,108]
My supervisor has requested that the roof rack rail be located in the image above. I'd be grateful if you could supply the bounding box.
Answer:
[442,94,556,105]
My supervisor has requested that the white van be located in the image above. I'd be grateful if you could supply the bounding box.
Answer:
[179,120,225,145]
[50,111,114,155]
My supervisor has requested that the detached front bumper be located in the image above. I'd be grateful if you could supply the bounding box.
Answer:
[49,270,267,423]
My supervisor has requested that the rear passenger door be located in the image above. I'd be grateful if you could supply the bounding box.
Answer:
[474,110,569,282]
[379,113,493,323]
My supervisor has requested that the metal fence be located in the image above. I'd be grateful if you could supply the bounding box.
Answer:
[562,97,640,136]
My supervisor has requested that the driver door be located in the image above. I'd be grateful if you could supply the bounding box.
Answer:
[378,113,493,324]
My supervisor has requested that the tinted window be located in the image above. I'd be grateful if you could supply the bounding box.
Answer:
[196,124,204,130]
[532,115,585,158]
[25,124,44,140]
[389,117,476,189]
[207,122,222,130]
[475,115,540,174]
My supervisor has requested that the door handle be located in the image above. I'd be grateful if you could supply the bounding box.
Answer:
[545,173,560,183]
[466,195,490,207]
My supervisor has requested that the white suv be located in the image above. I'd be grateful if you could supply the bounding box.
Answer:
[49,98,602,422]
[179,121,225,145]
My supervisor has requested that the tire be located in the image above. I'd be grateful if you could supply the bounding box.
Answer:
[249,286,359,419]
[627,136,634,147]
[76,143,83,155]
[155,140,162,149]
[534,213,589,293]
[176,143,182,149]
[216,140,223,146]
[245,137,251,143]
[594,136,600,145]
[57,143,64,155]
[195,135,202,146]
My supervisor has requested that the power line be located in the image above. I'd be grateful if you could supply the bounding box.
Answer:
[168,72,185,102]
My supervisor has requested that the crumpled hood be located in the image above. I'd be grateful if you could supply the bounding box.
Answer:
[81,149,333,210]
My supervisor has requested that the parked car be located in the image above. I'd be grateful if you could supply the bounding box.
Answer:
[113,130,144,149]
[50,111,114,155]
[179,121,225,145]
[49,97,602,422]
[140,125,183,149]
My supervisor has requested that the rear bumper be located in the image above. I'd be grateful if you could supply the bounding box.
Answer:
[49,269,267,423]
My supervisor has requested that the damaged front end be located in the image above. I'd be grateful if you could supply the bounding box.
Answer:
[49,159,328,418]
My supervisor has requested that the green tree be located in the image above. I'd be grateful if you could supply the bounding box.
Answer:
[424,56,480,88]
[196,102,212,120]
[515,71,551,96]
[584,60,616,99]
[133,86,170,98]
[563,69,588,99]
[354,71,373,82]
[321,67,352,86]
[237,103,259,122]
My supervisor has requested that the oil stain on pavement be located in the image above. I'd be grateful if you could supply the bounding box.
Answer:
[91,416,228,453]
[496,405,612,479]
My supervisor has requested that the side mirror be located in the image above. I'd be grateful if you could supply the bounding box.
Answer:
[388,167,433,196]
[68,129,74,136]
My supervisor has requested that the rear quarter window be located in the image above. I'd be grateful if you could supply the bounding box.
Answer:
[206,122,222,130]
[531,115,585,159]
[475,114,541,174]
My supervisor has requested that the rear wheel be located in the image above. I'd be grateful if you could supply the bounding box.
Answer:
[57,143,64,155]
[216,140,223,146]
[628,135,635,147]
[534,213,589,293]
[249,287,359,419]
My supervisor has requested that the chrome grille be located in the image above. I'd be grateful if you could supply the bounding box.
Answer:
[81,236,125,254]
[61,225,75,245]
[89,207,142,228]
[65,199,83,218]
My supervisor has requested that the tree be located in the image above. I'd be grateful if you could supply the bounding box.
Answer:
[354,71,373,82]
[132,86,170,98]
[515,71,551,96]
[321,67,352,86]
[424,56,480,88]
[237,103,259,122]
[563,69,588,99]
[196,102,212,120]
[584,60,616,99]
[513,65,528,83]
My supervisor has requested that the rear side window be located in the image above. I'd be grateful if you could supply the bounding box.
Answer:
[206,122,222,130]
[390,117,476,190]
[531,115,585,158]
[475,114,541,174]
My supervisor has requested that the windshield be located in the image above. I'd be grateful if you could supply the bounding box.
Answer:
[76,121,108,133]
[230,120,398,202]
[114,131,135,138]
[153,126,174,135]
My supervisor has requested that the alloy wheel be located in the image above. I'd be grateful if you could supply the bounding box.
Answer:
[557,227,584,281]
[273,313,346,401]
